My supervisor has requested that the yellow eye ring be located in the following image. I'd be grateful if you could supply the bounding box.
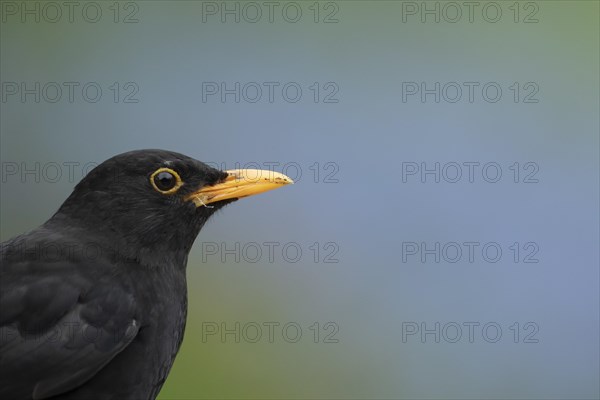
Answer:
[150,168,183,195]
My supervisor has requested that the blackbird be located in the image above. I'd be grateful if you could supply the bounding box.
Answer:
[0,149,293,400]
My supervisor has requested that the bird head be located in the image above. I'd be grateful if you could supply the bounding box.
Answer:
[50,149,293,266]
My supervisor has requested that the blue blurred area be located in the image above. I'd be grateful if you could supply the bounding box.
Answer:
[1,1,598,399]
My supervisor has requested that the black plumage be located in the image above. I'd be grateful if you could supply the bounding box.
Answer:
[0,149,292,399]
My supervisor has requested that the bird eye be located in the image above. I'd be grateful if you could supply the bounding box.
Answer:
[155,172,175,190]
[150,168,183,195]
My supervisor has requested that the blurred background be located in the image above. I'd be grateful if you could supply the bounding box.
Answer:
[1,1,598,399]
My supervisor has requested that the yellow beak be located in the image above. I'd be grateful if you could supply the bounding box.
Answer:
[185,169,293,207]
